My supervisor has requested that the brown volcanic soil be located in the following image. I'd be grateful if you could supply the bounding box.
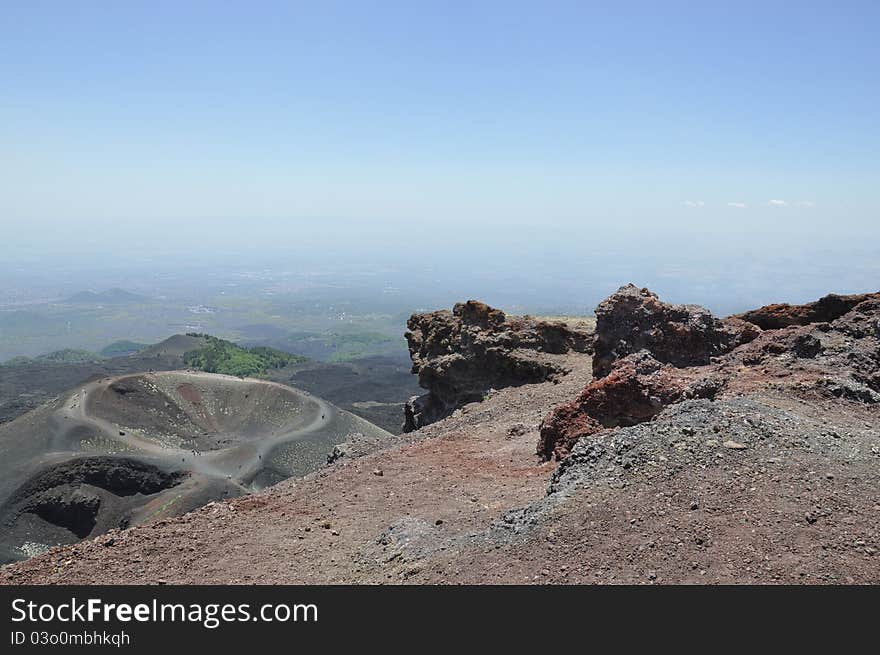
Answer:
[417,397,880,584]
[2,348,878,584]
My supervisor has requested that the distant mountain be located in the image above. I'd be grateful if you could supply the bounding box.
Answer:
[99,340,149,357]
[137,333,211,358]
[65,288,149,304]
[36,348,102,363]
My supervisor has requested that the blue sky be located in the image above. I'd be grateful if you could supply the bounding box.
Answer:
[2,1,879,252]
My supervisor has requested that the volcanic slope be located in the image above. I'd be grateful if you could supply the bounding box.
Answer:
[0,371,390,563]
[2,289,879,584]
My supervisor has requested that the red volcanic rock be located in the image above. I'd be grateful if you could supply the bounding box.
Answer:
[735,292,880,330]
[592,284,758,378]
[403,300,593,432]
[576,354,688,427]
[541,288,880,461]
[536,402,602,463]
[538,353,700,460]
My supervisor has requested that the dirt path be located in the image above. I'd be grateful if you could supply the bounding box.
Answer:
[56,371,359,484]
[0,357,593,584]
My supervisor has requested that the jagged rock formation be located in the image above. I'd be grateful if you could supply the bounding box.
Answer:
[539,285,880,460]
[403,300,592,432]
[592,284,759,378]
[735,291,880,330]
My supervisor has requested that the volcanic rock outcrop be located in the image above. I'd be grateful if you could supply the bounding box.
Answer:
[537,352,724,460]
[735,292,880,330]
[403,300,592,432]
[592,284,759,378]
[539,284,880,460]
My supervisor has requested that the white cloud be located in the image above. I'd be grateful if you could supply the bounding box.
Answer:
[797,200,815,207]
[682,200,705,207]
[727,202,747,208]
[768,199,787,206]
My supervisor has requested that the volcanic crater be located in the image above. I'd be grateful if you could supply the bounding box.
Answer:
[0,371,390,563]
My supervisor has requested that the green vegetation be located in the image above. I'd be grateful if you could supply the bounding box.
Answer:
[328,332,399,362]
[37,349,102,363]
[287,330,402,362]
[183,335,306,377]
[100,340,149,357]
[3,347,108,366]
[1,356,35,367]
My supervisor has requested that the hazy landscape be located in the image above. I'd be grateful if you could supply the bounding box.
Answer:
[1,2,878,588]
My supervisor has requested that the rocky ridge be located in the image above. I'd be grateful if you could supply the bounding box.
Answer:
[734,292,880,330]
[538,284,880,460]
[403,300,592,431]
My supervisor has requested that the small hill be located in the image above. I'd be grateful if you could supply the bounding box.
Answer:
[36,349,102,364]
[99,340,149,357]
[183,334,306,377]
[65,288,148,304]
[138,334,211,358]
[2,348,103,367]
[1,356,35,367]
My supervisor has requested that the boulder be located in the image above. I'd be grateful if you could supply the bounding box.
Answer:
[592,284,758,378]
[538,352,699,460]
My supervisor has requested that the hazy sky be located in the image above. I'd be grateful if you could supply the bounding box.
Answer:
[2,1,879,288]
